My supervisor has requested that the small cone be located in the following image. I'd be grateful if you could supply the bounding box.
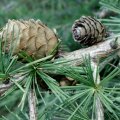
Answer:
[1,19,58,59]
[72,16,107,46]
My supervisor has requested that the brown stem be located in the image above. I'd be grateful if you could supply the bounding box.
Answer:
[63,37,120,66]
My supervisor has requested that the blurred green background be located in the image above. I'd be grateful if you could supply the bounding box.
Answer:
[0,0,100,51]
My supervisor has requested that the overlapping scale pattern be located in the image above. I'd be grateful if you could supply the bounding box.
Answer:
[0,19,58,59]
[72,16,107,46]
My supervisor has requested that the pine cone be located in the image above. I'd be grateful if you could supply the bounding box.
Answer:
[72,16,107,46]
[0,19,58,59]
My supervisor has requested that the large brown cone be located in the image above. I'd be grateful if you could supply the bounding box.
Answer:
[0,19,58,59]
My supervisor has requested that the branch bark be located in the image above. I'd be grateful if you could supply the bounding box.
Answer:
[0,74,24,96]
[63,37,120,66]
[91,61,104,120]
[28,89,37,120]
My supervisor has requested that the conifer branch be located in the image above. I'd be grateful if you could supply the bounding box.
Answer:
[0,37,120,94]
